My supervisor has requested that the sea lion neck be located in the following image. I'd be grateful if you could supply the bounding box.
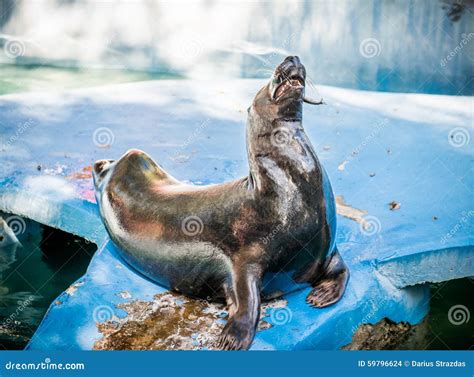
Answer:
[245,112,319,193]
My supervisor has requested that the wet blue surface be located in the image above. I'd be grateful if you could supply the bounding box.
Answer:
[0,79,472,349]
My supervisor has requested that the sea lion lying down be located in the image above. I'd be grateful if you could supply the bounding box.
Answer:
[93,56,349,350]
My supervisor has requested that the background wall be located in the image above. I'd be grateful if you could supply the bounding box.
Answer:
[0,0,472,94]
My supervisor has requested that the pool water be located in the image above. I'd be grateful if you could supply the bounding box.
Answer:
[426,278,473,350]
[0,215,96,349]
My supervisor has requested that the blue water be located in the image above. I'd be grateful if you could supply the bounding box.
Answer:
[0,215,95,349]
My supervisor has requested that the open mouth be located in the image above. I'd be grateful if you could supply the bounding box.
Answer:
[272,74,305,101]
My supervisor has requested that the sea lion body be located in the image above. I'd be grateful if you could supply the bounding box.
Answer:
[93,56,348,350]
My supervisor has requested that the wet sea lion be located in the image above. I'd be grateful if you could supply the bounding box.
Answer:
[93,56,349,350]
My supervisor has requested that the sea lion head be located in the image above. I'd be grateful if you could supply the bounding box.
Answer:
[249,55,309,123]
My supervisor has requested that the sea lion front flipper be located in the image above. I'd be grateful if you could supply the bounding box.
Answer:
[217,263,262,351]
[306,249,349,308]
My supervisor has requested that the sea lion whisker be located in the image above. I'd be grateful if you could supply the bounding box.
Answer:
[303,97,325,105]
[303,76,325,105]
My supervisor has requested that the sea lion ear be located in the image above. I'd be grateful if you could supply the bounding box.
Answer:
[247,106,251,113]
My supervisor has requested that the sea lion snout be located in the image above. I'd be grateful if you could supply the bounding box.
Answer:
[279,56,306,79]
[269,56,324,106]
[94,159,112,174]
[248,56,308,128]
[92,159,114,187]
[270,55,307,102]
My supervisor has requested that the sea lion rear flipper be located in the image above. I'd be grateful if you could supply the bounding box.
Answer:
[306,249,349,308]
[216,263,262,351]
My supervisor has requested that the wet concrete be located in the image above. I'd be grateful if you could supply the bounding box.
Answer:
[342,318,429,350]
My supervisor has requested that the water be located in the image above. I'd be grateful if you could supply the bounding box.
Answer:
[0,214,95,349]
[427,278,473,350]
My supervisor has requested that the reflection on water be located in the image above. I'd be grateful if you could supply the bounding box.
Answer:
[0,214,95,349]
[0,0,472,95]
[427,278,473,350]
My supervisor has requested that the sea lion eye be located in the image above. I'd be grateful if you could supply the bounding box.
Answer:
[247,106,251,113]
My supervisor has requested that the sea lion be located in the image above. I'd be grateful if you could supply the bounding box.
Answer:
[93,56,349,350]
